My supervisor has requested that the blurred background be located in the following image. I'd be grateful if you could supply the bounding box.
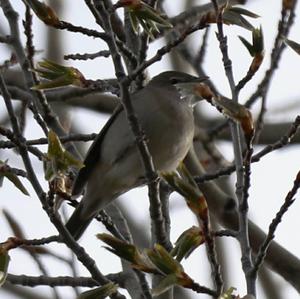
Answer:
[0,0,300,298]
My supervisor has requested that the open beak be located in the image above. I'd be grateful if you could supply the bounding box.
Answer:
[174,77,209,107]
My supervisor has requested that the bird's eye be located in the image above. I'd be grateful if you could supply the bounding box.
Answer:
[170,77,179,84]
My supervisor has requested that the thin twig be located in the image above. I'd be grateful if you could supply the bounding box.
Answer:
[0,164,27,178]
[6,272,132,288]
[252,170,300,274]
[211,0,254,294]
[17,5,34,136]
[128,20,207,82]
[214,229,237,238]
[0,132,97,149]
[245,1,297,110]
[189,281,218,297]
[1,236,60,249]
[195,115,300,184]
[1,0,82,159]
[254,2,297,144]
[0,71,125,299]
[94,0,169,250]
[6,274,98,288]
[159,181,173,251]
[84,0,138,65]
[199,217,223,295]
[195,26,210,66]
[105,204,152,299]
[0,125,45,160]
[0,35,11,43]
[64,50,111,61]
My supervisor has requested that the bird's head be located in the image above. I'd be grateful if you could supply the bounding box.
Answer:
[149,71,208,107]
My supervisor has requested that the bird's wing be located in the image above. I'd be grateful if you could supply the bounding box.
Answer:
[72,104,123,196]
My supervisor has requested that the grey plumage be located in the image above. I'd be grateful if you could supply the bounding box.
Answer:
[66,71,205,240]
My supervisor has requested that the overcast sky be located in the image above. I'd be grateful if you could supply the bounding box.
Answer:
[0,1,300,298]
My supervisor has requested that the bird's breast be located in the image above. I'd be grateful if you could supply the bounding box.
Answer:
[141,93,195,172]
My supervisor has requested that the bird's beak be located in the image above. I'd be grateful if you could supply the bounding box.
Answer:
[175,76,209,107]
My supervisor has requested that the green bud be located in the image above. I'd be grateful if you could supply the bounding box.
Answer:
[115,0,172,38]
[223,6,259,31]
[32,60,86,90]
[218,287,237,299]
[239,26,264,57]
[285,38,300,55]
[44,130,83,181]
[172,226,204,261]
[147,244,183,276]
[78,282,118,299]
[0,160,29,196]
[97,233,140,264]
[24,0,60,26]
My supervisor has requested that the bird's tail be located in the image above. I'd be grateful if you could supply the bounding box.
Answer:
[65,204,94,241]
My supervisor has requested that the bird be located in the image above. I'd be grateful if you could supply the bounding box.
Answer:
[66,71,206,240]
